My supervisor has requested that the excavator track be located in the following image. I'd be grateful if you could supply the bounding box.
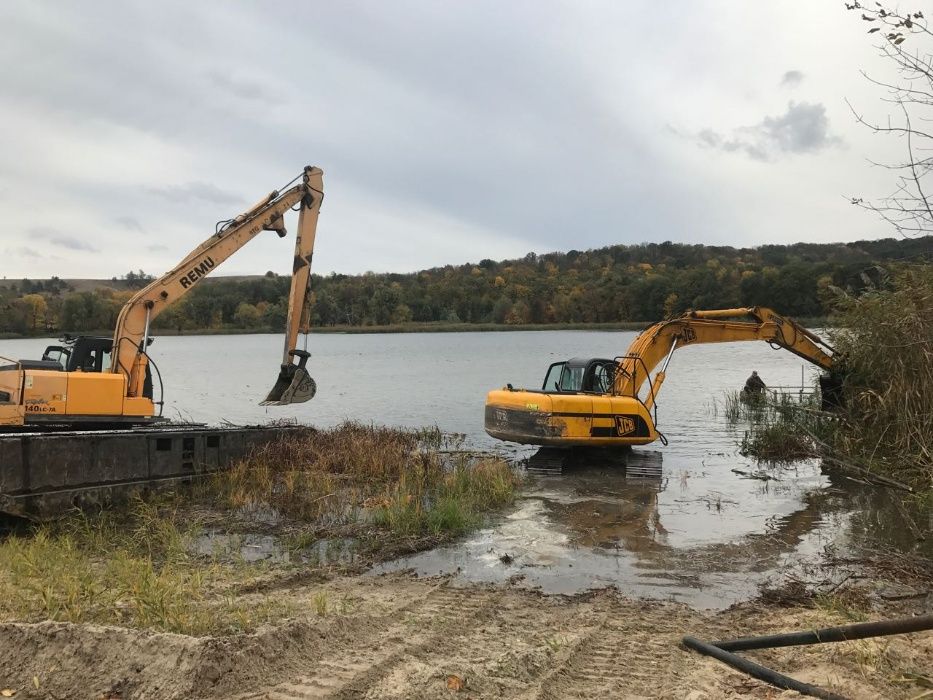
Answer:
[524,448,569,474]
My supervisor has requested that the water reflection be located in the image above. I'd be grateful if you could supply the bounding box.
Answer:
[374,448,930,608]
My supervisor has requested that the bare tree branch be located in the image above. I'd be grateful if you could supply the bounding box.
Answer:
[847,3,933,236]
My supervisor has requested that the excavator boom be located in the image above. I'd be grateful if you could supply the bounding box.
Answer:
[111,166,324,407]
[615,307,835,410]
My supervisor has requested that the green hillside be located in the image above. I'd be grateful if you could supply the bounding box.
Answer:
[1,236,929,335]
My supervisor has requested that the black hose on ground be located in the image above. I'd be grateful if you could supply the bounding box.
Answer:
[682,614,933,700]
[712,614,933,652]
[682,636,848,700]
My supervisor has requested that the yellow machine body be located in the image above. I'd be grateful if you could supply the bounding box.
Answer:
[485,307,838,449]
[0,363,157,428]
[484,389,658,447]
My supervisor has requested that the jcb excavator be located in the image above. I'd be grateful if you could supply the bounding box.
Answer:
[484,307,842,448]
[0,166,325,429]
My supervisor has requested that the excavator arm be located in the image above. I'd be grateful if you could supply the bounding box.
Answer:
[109,166,324,405]
[613,307,836,410]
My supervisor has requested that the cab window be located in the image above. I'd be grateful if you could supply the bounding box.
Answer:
[41,347,70,370]
[85,348,110,372]
[542,362,566,392]
[75,347,111,372]
[587,362,614,393]
[559,366,585,392]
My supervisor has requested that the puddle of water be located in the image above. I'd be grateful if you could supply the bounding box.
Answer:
[373,448,930,609]
[193,532,289,563]
[192,531,358,566]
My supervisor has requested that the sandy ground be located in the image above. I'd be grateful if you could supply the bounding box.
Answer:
[1,573,931,700]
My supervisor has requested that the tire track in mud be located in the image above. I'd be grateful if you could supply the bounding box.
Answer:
[351,590,587,699]
[528,601,693,700]
[242,583,506,700]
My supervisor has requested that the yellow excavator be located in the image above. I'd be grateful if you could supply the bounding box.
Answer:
[485,307,841,448]
[0,166,325,429]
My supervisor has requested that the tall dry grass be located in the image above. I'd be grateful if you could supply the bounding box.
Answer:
[210,421,519,533]
[212,422,445,520]
[830,264,933,491]
[718,390,822,462]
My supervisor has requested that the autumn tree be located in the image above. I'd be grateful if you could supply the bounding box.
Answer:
[20,293,47,331]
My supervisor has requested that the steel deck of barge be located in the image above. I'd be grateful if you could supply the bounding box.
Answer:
[0,424,306,518]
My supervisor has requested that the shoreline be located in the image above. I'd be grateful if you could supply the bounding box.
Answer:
[0,317,832,339]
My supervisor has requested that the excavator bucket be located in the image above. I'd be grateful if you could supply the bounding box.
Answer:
[261,350,316,406]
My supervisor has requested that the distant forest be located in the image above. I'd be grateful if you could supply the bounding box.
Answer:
[1,237,930,335]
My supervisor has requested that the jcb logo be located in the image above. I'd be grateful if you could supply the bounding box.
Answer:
[615,416,635,436]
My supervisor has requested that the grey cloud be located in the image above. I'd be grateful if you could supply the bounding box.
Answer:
[28,226,99,252]
[147,244,169,252]
[780,70,804,88]
[6,246,41,258]
[48,236,98,252]
[697,102,841,161]
[114,215,143,231]
[0,2,651,252]
[208,70,277,102]
[146,182,243,205]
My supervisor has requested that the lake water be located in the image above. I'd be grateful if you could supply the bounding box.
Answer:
[3,331,928,607]
[0,330,824,440]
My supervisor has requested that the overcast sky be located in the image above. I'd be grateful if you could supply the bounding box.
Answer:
[0,1,911,279]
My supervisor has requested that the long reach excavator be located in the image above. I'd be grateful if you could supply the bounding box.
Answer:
[0,166,325,429]
[484,307,842,448]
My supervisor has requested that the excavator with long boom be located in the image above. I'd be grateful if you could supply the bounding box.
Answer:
[0,166,325,429]
[484,307,842,448]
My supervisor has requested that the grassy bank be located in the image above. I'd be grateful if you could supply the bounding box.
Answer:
[0,423,519,635]
[0,500,291,635]
[209,422,517,536]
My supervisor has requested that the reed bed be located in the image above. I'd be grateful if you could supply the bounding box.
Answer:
[210,421,519,534]
[721,263,932,492]
[828,264,933,492]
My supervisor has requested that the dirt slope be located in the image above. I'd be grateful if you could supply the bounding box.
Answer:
[1,574,930,700]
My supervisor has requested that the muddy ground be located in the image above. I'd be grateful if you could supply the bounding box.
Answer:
[1,572,931,700]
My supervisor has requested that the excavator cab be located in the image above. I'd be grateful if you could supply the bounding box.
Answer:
[38,336,155,400]
[39,336,115,373]
[542,358,616,394]
[49,336,112,373]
